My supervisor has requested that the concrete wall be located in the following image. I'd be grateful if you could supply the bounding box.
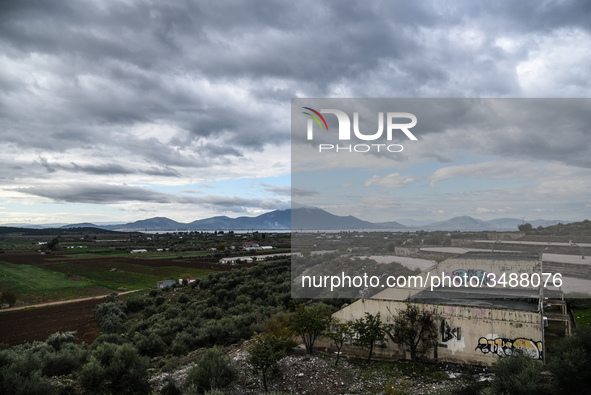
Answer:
[326,297,543,366]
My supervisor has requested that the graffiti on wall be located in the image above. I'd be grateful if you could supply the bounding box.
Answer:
[475,337,543,359]
[440,318,461,343]
[438,318,465,354]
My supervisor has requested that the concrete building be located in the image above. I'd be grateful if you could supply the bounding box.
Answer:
[219,256,254,265]
[325,252,570,365]
[157,280,176,289]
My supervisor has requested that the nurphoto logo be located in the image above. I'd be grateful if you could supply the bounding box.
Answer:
[302,107,418,153]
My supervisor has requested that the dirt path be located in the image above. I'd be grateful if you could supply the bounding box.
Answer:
[1,289,141,313]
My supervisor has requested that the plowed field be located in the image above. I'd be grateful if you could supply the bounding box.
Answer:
[0,298,102,346]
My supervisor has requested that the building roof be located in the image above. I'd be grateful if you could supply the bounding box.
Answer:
[410,287,540,311]
[453,251,540,261]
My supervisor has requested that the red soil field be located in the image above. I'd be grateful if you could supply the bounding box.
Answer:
[0,298,103,346]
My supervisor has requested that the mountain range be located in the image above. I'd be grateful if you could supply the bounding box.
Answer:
[17,207,566,232]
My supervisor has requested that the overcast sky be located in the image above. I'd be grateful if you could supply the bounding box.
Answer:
[1,1,590,225]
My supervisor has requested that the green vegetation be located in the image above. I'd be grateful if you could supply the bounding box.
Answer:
[352,312,388,363]
[391,302,438,361]
[1,253,591,394]
[326,318,355,366]
[0,258,216,304]
[248,333,287,393]
[122,258,293,355]
[289,302,332,354]
[79,342,150,395]
[527,219,591,236]
[0,261,96,303]
[485,327,591,395]
[567,298,591,329]
[185,348,236,394]
[490,350,552,394]
[45,261,214,290]
[547,327,591,394]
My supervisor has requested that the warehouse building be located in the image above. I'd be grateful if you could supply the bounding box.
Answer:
[327,252,570,365]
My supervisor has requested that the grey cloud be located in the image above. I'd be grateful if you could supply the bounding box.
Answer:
[11,184,172,204]
[34,159,181,177]
[10,183,286,212]
[1,0,590,200]
[175,194,285,210]
[259,182,292,197]
[259,182,319,197]
[293,98,591,169]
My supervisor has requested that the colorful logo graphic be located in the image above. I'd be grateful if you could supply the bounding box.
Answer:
[302,107,328,131]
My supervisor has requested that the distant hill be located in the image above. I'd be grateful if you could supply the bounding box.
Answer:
[4,223,69,229]
[374,220,407,230]
[0,226,124,236]
[427,216,492,231]
[41,208,573,232]
[100,210,293,231]
[61,222,101,228]
[114,217,186,230]
[292,207,379,230]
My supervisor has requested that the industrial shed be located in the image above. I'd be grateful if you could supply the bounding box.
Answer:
[325,252,570,365]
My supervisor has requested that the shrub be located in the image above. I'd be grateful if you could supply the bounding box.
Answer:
[80,343,150,395]
[248,333,286,393]
[171,332,196,356]
[0,350,55,395]
[78,358,107,395]
[41,342,87,377]
[490,350,552,394]
[289,303,332,354]
[548,327,591,394]
[186,348,236,394]
[126,298,146,313]
[46,331,77,351]
[93,333,126,346]
[108,343,150,395]
[94,301,127,333]
[134,332,167,357]
[104,292,120,303]
[160,380,183,395]
[0,368,54,395]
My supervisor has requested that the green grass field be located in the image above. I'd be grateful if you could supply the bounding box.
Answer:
[43,261,214,290]
[0,259,216,305]
[0,261,98,303]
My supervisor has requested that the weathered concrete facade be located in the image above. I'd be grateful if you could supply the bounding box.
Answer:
[325,252,545,366]
[329,297,542,365]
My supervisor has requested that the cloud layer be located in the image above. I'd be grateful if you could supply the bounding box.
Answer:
[1,1,590,223]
